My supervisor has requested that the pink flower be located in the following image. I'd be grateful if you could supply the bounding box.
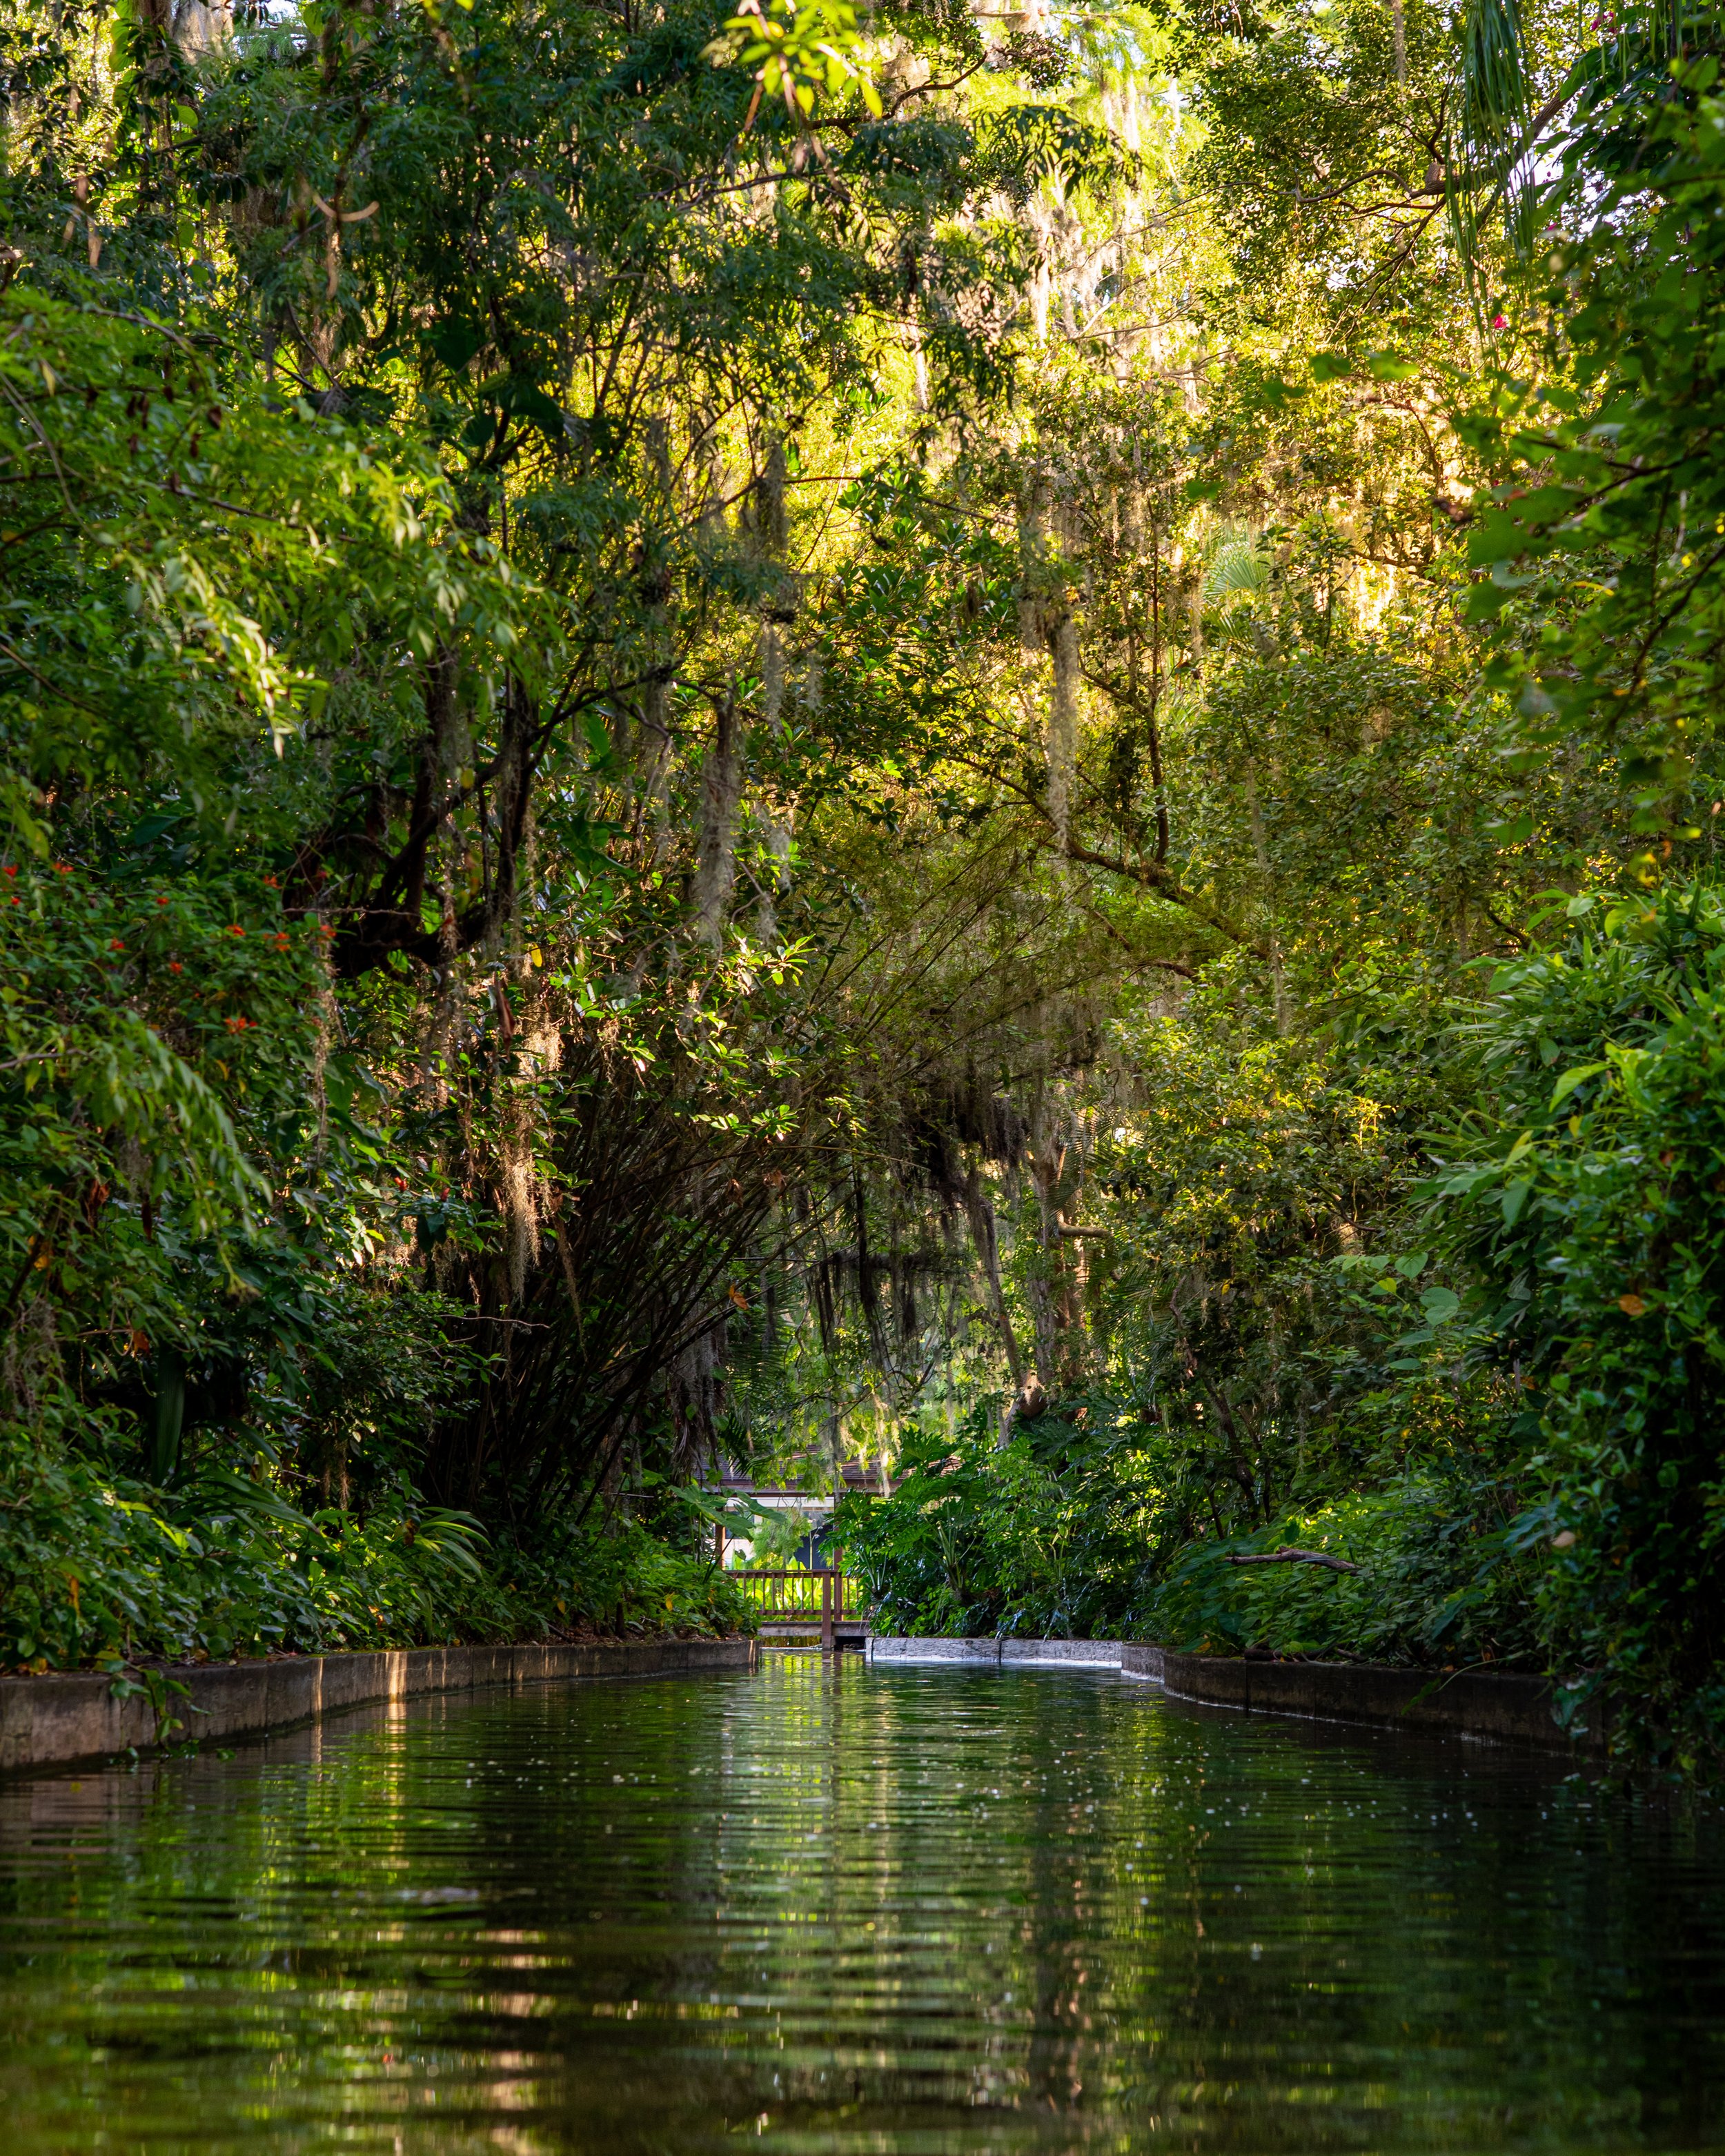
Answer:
[1492,313,1508,329]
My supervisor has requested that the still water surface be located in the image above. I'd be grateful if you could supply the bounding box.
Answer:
[0,1658,1719,2153]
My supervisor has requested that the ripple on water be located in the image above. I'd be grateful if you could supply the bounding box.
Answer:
[0,1656,1718,2153]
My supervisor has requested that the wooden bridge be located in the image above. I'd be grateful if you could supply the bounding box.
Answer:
[733,1567,867,1651]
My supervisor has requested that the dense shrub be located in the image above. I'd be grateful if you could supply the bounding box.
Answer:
[845,893,1725,1763]
[839,1410,1536,1666]
[1428,888,1725,1764]
[838,1409,1165,1642]
[1135,1475,1538,1664]
[0,1434,751,1673]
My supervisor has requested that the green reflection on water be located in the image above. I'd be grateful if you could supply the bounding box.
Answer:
[0,1658,1718,2153]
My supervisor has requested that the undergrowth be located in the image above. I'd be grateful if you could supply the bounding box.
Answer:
[0,1434,751,1672]
[838,1409,1539,1670]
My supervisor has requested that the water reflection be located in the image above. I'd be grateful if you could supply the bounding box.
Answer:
[0,1657,1719,2151]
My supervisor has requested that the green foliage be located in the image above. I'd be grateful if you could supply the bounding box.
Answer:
[1090,1016,1418,1500]
[12,0,1725,1791]
[1459,12,1725,829]
[709,0,885,123]
[1426,887,1725,1761]
[0,1429,749,1672]
[0,850,297,1258]
[838,1407,1165,1640]
[0,289,527,842]
[0,0,1102,1671]
[1138,1476,1538,1663]
[1186,0,1454,324]
[841,1411,1537,1665]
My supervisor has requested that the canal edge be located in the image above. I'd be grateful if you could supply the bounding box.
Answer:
[0,1637,759,1775]
[864,1637,1604,1754]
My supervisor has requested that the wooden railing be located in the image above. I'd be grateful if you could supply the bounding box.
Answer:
[733,1568,864,1651]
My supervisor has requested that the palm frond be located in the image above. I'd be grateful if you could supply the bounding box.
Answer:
[1204,530,1270,611]
[1446,0,1536,314]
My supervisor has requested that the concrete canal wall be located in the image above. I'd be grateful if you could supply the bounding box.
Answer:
[0,1636,758,1774]
[867,1636,1126,1670]
[866,1636,1603,1752]
[12,1630,1600,1772]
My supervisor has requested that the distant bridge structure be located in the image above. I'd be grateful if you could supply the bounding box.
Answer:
[709,1470,879,1652]
[733,1567,867,1652]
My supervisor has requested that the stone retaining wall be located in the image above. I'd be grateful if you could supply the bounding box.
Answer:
[0,1636,758,1774]
[866,1636,1598,1752]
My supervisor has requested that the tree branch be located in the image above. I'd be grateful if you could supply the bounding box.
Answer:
[1225,1545,1362,1575]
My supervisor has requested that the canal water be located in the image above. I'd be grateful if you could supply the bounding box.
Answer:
[0,1657,1719,2153]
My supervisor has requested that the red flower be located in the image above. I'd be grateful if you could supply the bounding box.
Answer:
[1492,313,1508,328]
[54,863,71,876]
[109,938,126,952]
[227,924,245,938]
[169,961,184,973]
[1,865,14,878]
[8,896,18,907]
[263,875,279,889]
[272,933,290,951]
[156,894,170,907]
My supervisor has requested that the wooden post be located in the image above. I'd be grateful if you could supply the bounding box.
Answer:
[820,1569,834,1654]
